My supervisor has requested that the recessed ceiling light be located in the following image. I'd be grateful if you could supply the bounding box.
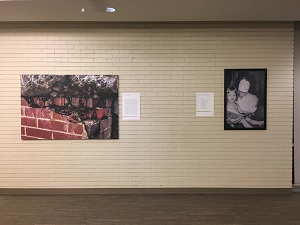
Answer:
[106,7,116,13]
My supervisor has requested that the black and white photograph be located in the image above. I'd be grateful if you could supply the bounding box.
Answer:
[224,69,267,130]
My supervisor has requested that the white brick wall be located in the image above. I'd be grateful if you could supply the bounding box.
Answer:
[0,22,294,188]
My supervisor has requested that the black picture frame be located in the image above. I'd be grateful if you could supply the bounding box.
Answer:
[224,69,267,130]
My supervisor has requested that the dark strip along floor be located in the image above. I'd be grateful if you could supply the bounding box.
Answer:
[0,193,300,225]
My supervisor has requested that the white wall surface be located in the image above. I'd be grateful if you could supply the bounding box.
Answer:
[0,22,294,188]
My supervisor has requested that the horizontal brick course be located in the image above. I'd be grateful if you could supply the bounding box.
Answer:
[38,120,68,132]
[52,112,67,121]
[35,108,52,119]
[21,135,40,140]
[25,108,52,119]
[26,127,52,139]
[21,117,37,127]
[52,132,85,140]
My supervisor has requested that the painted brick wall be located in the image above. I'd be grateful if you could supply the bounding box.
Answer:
[0,22,294,188]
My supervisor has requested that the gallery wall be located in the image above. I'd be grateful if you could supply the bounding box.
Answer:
[0,22,294,188]
[294,22,300,187]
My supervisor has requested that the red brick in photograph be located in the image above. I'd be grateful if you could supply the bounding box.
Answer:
[21,75,119,140]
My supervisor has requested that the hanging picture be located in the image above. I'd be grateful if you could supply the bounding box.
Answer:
[224,69,267,130]
[21,75,119,140]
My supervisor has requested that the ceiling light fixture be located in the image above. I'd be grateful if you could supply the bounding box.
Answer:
[106,7,116,13]
[81,0,85,13]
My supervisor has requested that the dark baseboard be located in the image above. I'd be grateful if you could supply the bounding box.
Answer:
[0,188,292,195]
[293,185,300,193]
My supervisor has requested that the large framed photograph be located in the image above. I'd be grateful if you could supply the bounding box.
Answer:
[224,69,267,130]
[21,75,119,140]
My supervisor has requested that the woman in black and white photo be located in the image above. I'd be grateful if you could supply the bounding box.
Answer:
[224,69,267,130]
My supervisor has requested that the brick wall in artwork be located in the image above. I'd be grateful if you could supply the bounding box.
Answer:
[20,74,118,140]
[21,97,114,140]
[21,97,87,140]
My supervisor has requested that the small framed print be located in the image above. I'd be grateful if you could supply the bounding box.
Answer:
[224,69,267,130]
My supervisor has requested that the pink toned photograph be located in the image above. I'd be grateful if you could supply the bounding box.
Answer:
[21,75,118,140]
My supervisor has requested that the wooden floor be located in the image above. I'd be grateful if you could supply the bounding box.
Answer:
[0,193,300,225]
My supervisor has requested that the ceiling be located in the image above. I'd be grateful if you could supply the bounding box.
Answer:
[0,0,299,22]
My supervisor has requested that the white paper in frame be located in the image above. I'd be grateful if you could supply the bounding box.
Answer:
[122,93,140,120]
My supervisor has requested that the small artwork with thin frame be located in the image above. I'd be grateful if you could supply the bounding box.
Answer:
[224,69,267,130]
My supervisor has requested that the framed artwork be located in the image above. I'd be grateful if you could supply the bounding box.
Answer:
[21,75,119,140]
[224,69,267,130]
